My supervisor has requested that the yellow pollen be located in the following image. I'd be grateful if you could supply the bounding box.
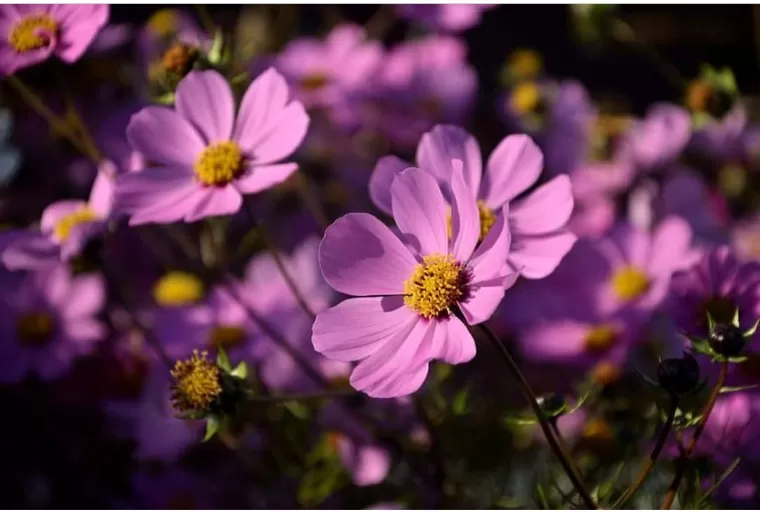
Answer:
[611,266,650,302]
[15,311,56,346]
[686,79,713,112]
[403,254,467,319]
[153,271,205,306]
[446,201,497,243]
[8,14,57,53]
[507,49,543,81]
[53,207,98,241]
[170,350,222,414]
[584,324,617,352]
[509,82,541,114]
[590,361,622,386]
[194,141,244,186]
[160,43,198,75]
[300,72,329,91]
[208,325,246,350]
[147,9,178,38]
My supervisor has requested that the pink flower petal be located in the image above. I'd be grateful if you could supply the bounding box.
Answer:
[648,216,697,277]
[510,175,573,235]
[437,315,476,363]
[1,232,59,270]
[88,160,117,217]
[175,70,235,143]
[509,229,577,279]
[469,206,510,283]
[54,5,109,62]
[368,155,410,216]
[312,296,417,362]
[183,186,243,223]
[62,273,105,319]
[234,163,298,195]
[127,107,205,168]
[390,168,449,256]
[115,167,200,226]
[482,134,543,208]
[319,213,417,296]
[521,321,588,362]
[449,159,479,262]
[416,124,482,194]
[250,102,309,165]
[460,277,508,325]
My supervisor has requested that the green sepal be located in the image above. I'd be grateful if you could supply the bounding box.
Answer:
[688,336,713,356]
[733,308,741,328]
[152,91,175,105]
[504,414,539,427]
[216,347,231,372]
[720,383,760,394]
[203,414,221,442]
[206,30,227,66]
[711,354,748,364]
[178,410,206,421]
[284,400,309,420]
[743,318,760,338]
[230,361,248,380]
[706,311,716,332]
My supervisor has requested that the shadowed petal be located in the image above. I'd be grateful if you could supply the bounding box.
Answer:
[510,175,573,235]
[175,70,235,143]
[449,159,479,261]
[416,124,482,194]
[234,163,298,195]
[460,276,509,325]
[368,155,410,216]
[509,229,577,279]
[115,167,200,226]
[127,107,205,167]
[469,206,510,283]
[482,134,543,208]
[648,216,697,277]
[183,186,243,223]
[390,168,449,256]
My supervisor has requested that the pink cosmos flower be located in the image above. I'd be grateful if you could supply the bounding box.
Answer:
[370,125,576,279]
[272,24,383,110]
[313,166,515,398]
[0,4,109,76]
[116,68,309,225]
[623,104,691,172]
[1,160,117,270]
[396,5,494,32]
[0,264,105,382]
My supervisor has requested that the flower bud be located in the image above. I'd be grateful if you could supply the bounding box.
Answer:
[657,353,701,395]
[536,393,569,419]
[708,323,746,357]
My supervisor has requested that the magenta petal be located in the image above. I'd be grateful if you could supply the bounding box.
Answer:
[251,102,309,165]
[319,213,417,296]
[347,444,391,487]
[460,278,507,325]
[183,186,243,223]
[509,229,577,279]
[127,107,205,168]
[88,162,116,217]
[648,216,696,277]
[175,70,235,143]
[234,163,298,195]
[115,167,199,226]
[1,232,59,270]
[469,206,510,283]
[437,315,476,363]
[449,159,479,262]
[62,274,105,319]
[54,5,109,62]
[510,175,573,235]
[521,321,588,362]
[312,296,416,362]
[482,134,543,208]
[368,155,410,216]
[41,200,88,236]
[416,124,482,194]
[390,168,449,256]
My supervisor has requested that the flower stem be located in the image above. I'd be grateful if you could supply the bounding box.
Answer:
[661,362,728,509]
[613,395,679,508]
[477,323,597,509]
[293,171,330,234]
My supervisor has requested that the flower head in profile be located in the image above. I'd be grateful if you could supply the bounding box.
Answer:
[1,160,117,271]
[396,4,494,33]
[0,264,105,383]
[370,125,576,279]
[313,165,515,398]
[116,69,309,225]
[0,4,109,76]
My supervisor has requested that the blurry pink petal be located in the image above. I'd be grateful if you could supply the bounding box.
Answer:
[54,5,109,62]
[522,321,587,361]
[481,134,543,208]
[41,200,87,235]
[183,186,243,223]
[509,229,577,279]
[368,155,410,216]
[115,167,199,226]
[234,163,298,195]
[175,70,235,143]
[62,273,105,319]
[510,175,573,235]
[648,216,697,277]
[344,444,391,487]
[249,102,309,164]
[449,159,479,261]
[312,296,416,362]
[1,232,58,270]
[390,168,449,256]
[319,213,417,296]
[88,162,116,217]
[416,124,482,194]
[127,107,205,167]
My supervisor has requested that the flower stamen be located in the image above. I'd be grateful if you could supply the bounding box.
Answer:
[53,207,98,241]
[611,266,650,302]
[8,14,57,53]
[194,141,244,186]
[169,350,222,415]
[404,254,468,319]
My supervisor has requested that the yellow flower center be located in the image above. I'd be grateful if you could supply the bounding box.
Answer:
[403,254,467,319]
[15,311,56,346]
[160,43,198,75]
[611,266,650,302]
[300,72,329,91]
[590,361,622,386]
[194,141,244,187]
[169,350,222,414]
[446,201,497,243]
[584,324,617,352]
[8,14,57,53]
[509,82,541,114]
[507,49,542,81]
[53,207,98,241]
[147,9,178,38]
[207,325,246,350]
[153,271,205,306]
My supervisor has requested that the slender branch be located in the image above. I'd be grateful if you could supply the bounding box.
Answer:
[661,363,728,509]
[477,322,597,509]
[613,396,679,508]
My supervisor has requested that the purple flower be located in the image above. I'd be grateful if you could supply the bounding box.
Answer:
[623,104,691,172]
[0,4,109,76]
[698,393,759,466]
[396,5,494,32]
[690,106,748,162]
[272,24,383,110]
[116,69,309,225]
[0,264,105,382]
[370,125,577,279]
[313,166,514,398]
[1,160,117,270]
[668,246,760,345]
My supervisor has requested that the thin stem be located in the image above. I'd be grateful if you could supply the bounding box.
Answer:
[613,396,679,508]
[661,363,728,509]
[293,171,330,234]
[477,323,597,509]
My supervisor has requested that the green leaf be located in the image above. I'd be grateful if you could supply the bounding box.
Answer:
[216,347,231,372]
[152,92,175,105]
[720,384,759,394]
[743,318,760,338]
[284,400,309,420]
[452,388,469,415]
[535,483,550,509]
[203,415,221,442]
[230,361,248,380]
[504,414,538,426]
